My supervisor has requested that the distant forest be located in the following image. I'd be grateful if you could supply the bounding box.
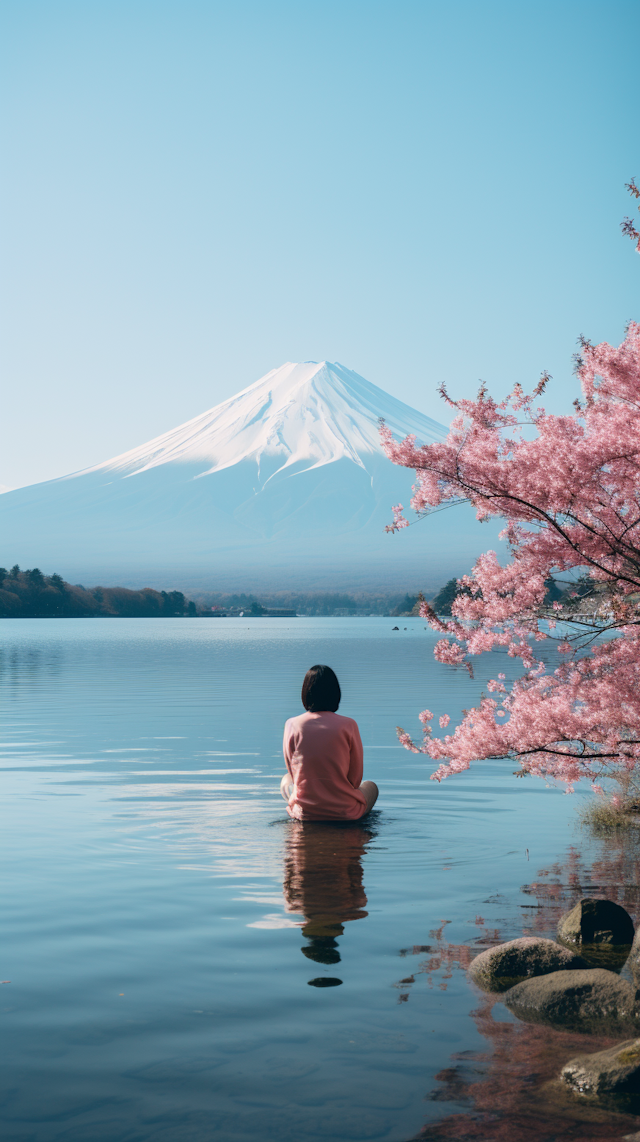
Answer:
[0,566,195,618]
[0,568,462,619]
[1,567,594,621]
[193,590,426,616]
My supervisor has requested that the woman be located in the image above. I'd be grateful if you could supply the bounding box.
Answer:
[280,664,378,821]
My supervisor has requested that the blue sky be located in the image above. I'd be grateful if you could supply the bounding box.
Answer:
[1,0,639,488]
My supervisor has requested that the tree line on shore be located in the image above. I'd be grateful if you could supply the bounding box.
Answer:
[0,566,195,618]
[0,565,596,621]
[191,589,433,616]
[0,569,441,619]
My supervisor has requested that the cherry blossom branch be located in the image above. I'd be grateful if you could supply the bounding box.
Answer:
[378,184,640,787]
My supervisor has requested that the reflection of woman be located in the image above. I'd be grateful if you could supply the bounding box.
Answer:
[280,665,378,821]
[283,820,373,964]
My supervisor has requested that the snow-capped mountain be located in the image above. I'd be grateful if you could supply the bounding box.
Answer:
[84,360,445,478]
[0,361,501,590]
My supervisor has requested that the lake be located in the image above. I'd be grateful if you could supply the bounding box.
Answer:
[2,617,640,1141]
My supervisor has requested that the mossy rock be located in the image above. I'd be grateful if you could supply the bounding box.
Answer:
[468,936,587,993]
[557,898,634,949]
[503,968,638,1035]
[562,1038,640,1096]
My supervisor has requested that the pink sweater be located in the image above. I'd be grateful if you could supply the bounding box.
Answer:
[282,711,367,821]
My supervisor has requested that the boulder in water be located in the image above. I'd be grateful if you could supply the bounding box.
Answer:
[557,898,634,947]
[503,968,638,1034]
[561,1038,640,1095]
[468,936,587,993]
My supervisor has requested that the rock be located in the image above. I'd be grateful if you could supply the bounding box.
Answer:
[503,968,638,1034]
[557,897,634,947]
[571,942,633,972]
[468,936,587,993]
[561,1038,640,1096]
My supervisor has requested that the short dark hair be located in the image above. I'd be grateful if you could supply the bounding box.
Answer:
[301,664,341,712]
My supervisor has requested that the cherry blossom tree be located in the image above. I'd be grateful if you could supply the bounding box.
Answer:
[381,180,640,791]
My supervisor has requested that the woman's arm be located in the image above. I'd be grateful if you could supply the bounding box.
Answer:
[282,720,294,779]
[347,721,364,788]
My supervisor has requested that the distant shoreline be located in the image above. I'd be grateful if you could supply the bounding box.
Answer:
[0,613,300,620]
[1,568,428,619]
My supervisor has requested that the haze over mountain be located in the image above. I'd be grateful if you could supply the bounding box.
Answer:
[0,361,502,590]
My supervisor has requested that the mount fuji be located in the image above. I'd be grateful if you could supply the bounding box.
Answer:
[0,361,502,591]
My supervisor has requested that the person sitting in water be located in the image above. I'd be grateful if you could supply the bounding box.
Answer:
[280,664,379,821]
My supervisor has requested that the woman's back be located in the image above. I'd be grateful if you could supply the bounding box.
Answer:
[283,710,367,821]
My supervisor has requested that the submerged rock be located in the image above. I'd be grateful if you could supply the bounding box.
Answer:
[503,968,638,1034]
[557,898,634,947]
[568,942,632,972]
[468,936,587,993]
[561,1038,640,1096]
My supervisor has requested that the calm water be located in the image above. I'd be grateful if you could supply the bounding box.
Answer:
[2,617,640,1142]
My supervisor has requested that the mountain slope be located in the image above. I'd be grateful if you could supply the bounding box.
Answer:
[84,360,446,477]
[0,361,502,590]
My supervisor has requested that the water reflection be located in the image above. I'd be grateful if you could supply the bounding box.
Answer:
[521,836,640,948]
[10,619,640,1142]
[416,996,639,1141]
[0,644,62,685]
[283,818,376,977]
[399,838,640,1140]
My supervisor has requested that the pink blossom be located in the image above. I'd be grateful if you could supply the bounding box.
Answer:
[396,727,420,754]
[439,714,450,728]
[380,187,640,787]
[384,503,409,533]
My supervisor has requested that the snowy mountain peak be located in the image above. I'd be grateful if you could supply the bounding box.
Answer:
[0,359,499,592]
[86,360,447,481]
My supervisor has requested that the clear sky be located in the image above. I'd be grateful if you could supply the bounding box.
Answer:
[1,0,639,489]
